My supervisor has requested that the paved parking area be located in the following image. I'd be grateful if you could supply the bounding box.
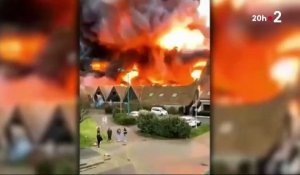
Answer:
[81,111,210,174]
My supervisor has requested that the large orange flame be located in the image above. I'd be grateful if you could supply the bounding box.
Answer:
[122,65,139,84]
[191,60,207,80]
[191,70,202,80]
[90,61,109,72]
[193,60,207,68]
[157,27,205,51]
[271,57,300,88]
[0,34,46,65]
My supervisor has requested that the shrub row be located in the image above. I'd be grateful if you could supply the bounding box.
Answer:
[137,112,191,138]
[105,102,141,114]
[105,104,183,115]
[113,112,137,126]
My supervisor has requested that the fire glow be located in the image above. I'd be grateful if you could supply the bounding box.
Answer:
[90,61,109,72]
[271,58,300,88]
[81,0,210,87]
[0,34,46,65]
[191,70,202,80]
[157,27,205,51]
[122,65,139,84]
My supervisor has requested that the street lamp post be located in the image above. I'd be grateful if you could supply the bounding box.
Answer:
[195,78,200,128]
[118,68,137,115]
[127,73,130,115]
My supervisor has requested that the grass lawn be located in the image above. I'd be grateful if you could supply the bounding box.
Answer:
[80,117,107,148]
[190,124,210,138]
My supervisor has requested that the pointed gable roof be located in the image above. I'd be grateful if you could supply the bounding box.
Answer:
[0,106,15,145]
[19,103,57,142]
[40,107,74,144]
[107,86,121,102]
[99,85,113,100]
[123,86,139,102]
[60,101,77,134]
[5,107,32,144]
[131,86,144,101]
[114,86,129,100]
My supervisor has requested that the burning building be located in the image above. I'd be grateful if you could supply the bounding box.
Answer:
[80,80,210,116]
[80,0,210,88]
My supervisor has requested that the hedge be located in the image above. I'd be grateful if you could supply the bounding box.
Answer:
[137,112,191,138]
[104,105,113,114]
[113,112,137,126]
[167,107,178,114]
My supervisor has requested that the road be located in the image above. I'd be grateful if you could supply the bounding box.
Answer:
[196,116,210,125]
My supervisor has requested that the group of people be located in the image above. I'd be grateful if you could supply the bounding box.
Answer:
[96,127,128,148]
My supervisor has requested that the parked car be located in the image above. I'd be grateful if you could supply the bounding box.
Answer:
[151,107,168,116]
[180,116,201,127]
[129,111,139,118]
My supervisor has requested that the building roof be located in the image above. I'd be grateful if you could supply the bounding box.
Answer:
[114,86,129,100]
[19,103,57,142]
[131,86,144,101]
[84,85,97,95]
[140,83,198,106]
[99,86,113,100]
[214,93,288,158]
[5,107,34,143]
[60,101,77,134]
[0,106,16,145]
[0,102,77,144]
[40,106,74,144]
[80,87,93,104]
[123,86,140,102]
[199,82,210,100]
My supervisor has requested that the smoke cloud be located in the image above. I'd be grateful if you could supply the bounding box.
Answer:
[81,0,201,48]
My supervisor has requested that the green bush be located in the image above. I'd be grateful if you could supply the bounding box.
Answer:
[113,107,129,115]
[129,101,141,111]
[113,107,122,115]
[113,112,137,126]
[140,104,152,111]
[137,112,157,134]
[137,112,191,138]
[104,105,113,114]
[167,107,178,114]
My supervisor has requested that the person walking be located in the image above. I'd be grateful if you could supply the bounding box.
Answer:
[116,128,121,142]
[96,126,102,148]
[107,128,112,142]
[123,128,127,142]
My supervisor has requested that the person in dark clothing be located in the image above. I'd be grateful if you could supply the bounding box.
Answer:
[123,128,127,142]
[107,128,112,141]
[96,127,102,148]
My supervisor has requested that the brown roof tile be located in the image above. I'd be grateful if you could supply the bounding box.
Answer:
[141,83,198,106]
[214,93,288,157]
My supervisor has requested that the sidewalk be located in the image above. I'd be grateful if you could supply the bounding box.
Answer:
[81,142,136,174]
[80,148,105,172]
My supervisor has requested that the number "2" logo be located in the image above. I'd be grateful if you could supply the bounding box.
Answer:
[273,11,282,23]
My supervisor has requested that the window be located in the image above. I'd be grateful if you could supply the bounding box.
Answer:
[149,93,154,97]
[159,93,164,97]
[172,93,177,97]
[203,104,210,111]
